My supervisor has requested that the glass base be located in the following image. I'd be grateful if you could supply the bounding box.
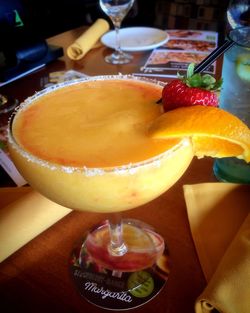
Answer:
[104,51,133,65]
[84,219,165,272]
[213,158,250,183]
[70,221,170,310]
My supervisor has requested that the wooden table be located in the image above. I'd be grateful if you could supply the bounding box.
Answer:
[0,27,218,313]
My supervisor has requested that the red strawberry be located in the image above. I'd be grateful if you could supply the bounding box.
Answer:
[162,63,222,111]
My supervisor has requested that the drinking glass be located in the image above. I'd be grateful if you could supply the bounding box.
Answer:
[99,0,135,64]
[226,0,250,29]
[213,27,250,183]
[8,75,193,309]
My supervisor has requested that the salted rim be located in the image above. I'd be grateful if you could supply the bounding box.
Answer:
[8,74,190,176]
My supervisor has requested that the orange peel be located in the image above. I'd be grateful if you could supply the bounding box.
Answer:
[149,105,250,162]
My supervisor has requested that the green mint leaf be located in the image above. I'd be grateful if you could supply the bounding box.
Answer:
[187,73,202,87]
[184,63,222,91]
[201,74,216,88]
[213,78,223,90]
[187,63,195,78]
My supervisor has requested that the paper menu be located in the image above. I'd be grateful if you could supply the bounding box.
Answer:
[135,29,218,78]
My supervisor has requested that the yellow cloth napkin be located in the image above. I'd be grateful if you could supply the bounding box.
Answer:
[0,187,72,262]
[67,18,109,60]
[183,183,250,313]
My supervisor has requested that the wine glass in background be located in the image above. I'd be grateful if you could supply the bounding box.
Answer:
[227,0,250,30]
[99,0,135,64]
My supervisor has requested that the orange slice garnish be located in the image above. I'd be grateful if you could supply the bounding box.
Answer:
[149,105,250,162]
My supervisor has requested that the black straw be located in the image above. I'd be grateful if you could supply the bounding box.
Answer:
[193,39,235,74]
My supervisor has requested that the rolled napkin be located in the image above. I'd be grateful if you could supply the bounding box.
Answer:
[183,183,250,313]
[0,187,72,262]
[67,18,110,60]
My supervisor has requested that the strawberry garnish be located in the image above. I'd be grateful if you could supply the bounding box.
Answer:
[162,63,222,111]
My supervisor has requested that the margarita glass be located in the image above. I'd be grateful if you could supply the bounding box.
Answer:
[8,75,193,307]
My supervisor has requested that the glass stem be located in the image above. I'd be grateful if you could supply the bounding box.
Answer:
[113,20,123,55]
[108,213,127,256]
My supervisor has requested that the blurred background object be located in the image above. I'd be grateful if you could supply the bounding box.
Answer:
[226,0,250,30]
[0,0,230,84]
[153,0,229,33]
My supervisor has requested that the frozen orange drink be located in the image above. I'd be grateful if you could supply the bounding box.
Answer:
[8,76,193,213]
